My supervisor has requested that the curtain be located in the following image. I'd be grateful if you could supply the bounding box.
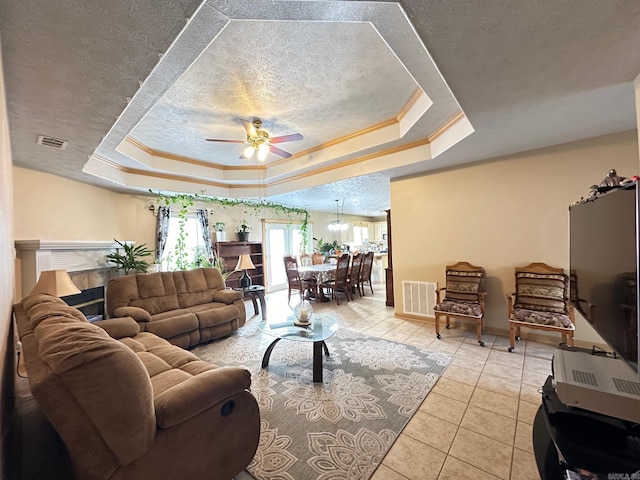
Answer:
[155,205,171,262]
[196,209,214,258]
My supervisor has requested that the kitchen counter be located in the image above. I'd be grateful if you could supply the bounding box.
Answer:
[372,253,388,283]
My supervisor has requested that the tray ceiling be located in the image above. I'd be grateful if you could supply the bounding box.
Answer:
[2,1,639,216]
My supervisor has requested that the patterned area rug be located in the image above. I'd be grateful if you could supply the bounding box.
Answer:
[193,323,451,480]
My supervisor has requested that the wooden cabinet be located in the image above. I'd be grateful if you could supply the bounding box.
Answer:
[215,241,264,289]
[368,222,387,241]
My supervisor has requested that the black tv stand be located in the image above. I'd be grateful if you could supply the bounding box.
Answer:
[534,376,640,479]
[589,345,617,359]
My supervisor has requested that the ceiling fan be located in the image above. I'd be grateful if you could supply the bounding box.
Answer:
[206,118,303,161]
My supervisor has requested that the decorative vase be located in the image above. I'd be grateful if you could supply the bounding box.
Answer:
[238,231,250,242]
[216,231,226,242]
[294,301,313,326]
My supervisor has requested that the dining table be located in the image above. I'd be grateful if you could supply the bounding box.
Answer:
[298,263,336,301]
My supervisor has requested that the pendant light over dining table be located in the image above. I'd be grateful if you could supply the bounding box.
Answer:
[328,199,348,231]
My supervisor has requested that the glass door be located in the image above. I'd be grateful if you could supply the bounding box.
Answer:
[265,222,311,291]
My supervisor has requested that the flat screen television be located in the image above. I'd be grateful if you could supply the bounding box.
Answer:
[569,184,639,375]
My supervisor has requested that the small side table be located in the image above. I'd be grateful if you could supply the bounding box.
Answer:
[234,285,267,320]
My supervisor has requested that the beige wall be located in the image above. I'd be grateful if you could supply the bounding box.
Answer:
[635,72,640,155]
[12,168,378,259]
[0,41,15,479]
[391,130,639,345]
[13,167,155,247]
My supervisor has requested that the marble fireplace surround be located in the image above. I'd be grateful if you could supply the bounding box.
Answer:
[14,240,127,299]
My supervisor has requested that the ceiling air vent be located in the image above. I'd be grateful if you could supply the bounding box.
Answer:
[37,135,68,150]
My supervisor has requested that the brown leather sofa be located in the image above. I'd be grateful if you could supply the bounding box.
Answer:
[106,268,245,348]
[14,293,260,480]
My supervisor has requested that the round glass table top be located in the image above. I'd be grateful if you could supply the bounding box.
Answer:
[258,313,338,343]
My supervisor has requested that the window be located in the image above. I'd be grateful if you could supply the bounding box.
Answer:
[161,215,207,271]
[353,225,368,245]
[265,222,313,291]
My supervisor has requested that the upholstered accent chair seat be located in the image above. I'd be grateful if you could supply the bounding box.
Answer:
[434,262,487,346]
[434,300,484,317]
[507,262,575,352]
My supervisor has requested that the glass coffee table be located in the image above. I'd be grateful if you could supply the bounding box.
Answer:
[258,314,338,382]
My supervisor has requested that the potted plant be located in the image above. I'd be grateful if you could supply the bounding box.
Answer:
[107,239,154,274]
[212,253,234,280]
[318,238,338,259]
[237,219,251,242]
[147,259,161,273]
[214,221,226,242]
[191,246,234,280]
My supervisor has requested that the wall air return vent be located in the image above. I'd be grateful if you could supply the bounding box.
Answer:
[37,135,68,150]
[402,281,436,317]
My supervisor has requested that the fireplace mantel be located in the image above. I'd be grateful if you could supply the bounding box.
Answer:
[15,240,130,298]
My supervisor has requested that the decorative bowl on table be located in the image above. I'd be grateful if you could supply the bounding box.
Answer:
[294,301,313,326]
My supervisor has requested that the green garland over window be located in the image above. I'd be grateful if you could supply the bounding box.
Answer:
[151,190,310,249]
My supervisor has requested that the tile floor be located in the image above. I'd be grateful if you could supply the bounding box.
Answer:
[261,284,547,480]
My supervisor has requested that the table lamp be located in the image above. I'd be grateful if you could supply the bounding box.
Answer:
[235,254,255,289]
[30,270,81,299]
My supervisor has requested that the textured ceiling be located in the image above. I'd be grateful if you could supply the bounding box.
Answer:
[2,0,640,216]
[131,21,419,166]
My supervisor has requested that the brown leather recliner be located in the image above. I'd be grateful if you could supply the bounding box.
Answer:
[106,268,246,348]
[14,293,260,480]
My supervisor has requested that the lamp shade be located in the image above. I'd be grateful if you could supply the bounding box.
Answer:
[30,270,81,297]
[235,254,256,271]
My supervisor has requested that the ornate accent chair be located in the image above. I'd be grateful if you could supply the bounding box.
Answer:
[434,262,487,346]
[507,262,575,352]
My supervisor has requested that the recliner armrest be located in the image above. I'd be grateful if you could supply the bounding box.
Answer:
[94,317,140,339]
[213,289,243,304]
[113,306,152,322]
[154,367,252,429]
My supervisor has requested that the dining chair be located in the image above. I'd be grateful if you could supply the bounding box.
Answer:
[312,253,325,265]
[348,252,364,298]
[299,253,312,267]
[284,255,317,304]
[507,262,575,352]
[359,251,374,296]
[324,253,351,305]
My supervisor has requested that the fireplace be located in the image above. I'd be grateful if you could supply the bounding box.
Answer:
[14,240,127,312]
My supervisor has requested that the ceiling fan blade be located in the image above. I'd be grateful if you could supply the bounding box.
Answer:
[240,119,257,138]
[269,145,292,159]
[205,138,245,143]
[270,133,303,144]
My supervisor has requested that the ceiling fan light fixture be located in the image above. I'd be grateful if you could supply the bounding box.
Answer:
[257,146,268,161]
[206,118,303,161]
[243,145,256,158]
